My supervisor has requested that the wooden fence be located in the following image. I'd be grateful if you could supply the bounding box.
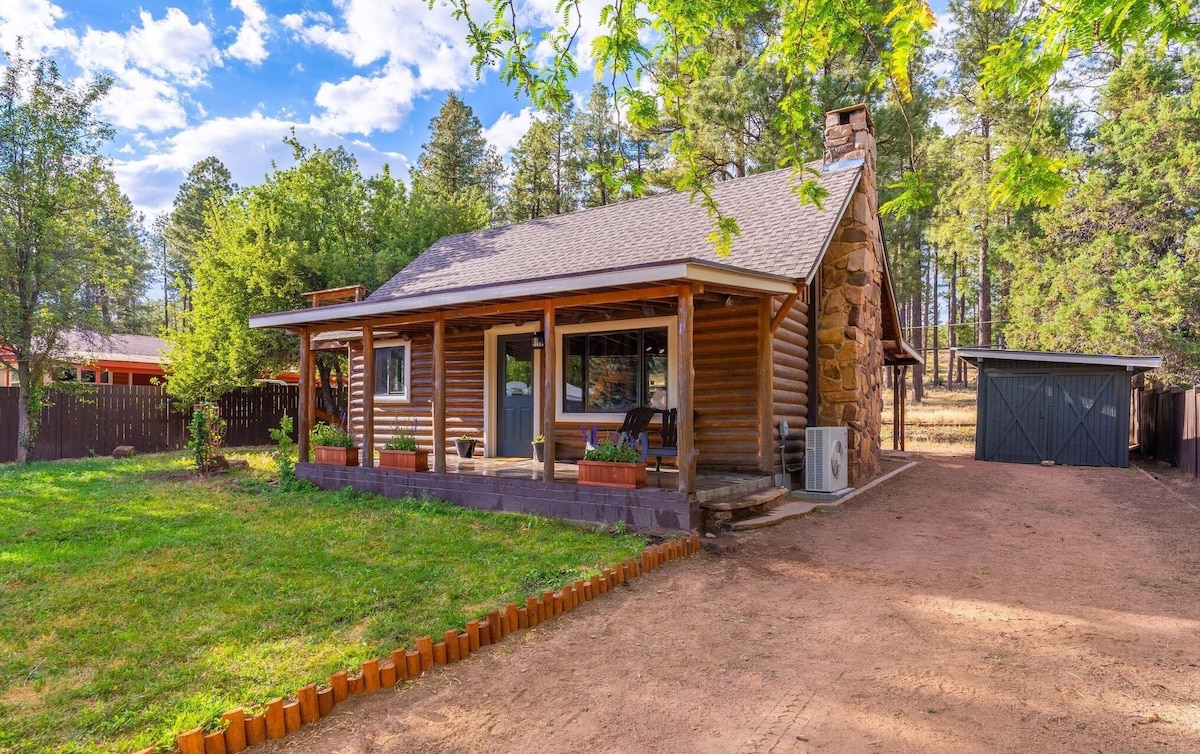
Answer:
[0,384,299,463]
[1133,385,1199,478]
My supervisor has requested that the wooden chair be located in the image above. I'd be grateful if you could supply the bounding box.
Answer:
[616,406,659,462]
[650,408,679,472]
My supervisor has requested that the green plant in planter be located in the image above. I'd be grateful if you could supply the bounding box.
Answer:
[533,434,546,444]
[583,437,639,463]
[311,422,353,448]
[458,434,474,442]
[385,428,419,451]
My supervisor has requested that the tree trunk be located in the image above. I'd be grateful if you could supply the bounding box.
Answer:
[15,361,36,464]
[911,257,924,404]
[932,250,940,387]
[978,117,993,347]
[946,250,957,390]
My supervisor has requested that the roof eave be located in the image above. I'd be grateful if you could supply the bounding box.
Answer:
[250,261,797,330]
[954,348,1163,372]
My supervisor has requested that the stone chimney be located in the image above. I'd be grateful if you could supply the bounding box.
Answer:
[823,104,876,171]
[814,104,884,486]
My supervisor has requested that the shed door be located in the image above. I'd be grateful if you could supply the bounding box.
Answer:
[1047,373,1119,467]
[982,370,1124,467]
[983,374,1050,464]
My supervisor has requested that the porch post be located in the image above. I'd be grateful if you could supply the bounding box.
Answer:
[677,286,696,494]
[757,296,774,475]
[362,324,375,467]
[541,302,556,481]
[432,314,447,474]
[298,327,313,463]
[899,365,908,452]
[892,367,899,451]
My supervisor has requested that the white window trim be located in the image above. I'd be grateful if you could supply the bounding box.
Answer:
[372,338,412,404]
[554,315,678,424]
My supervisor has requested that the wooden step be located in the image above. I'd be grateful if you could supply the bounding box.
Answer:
[700,487,788,532]
[701,486,788,512]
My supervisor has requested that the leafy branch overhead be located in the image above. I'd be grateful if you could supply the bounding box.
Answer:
[437,0,937,254]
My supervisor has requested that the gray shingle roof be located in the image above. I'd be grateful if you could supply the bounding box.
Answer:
[370,162,861,302]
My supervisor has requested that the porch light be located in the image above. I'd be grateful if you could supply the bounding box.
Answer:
[531,331,546,349]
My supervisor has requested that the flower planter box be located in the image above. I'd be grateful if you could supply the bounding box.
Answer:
[315,445,359,466]
[532,442,545,462]
[455,439,477,459]
[577,460,646,489]
[379,449,429,472]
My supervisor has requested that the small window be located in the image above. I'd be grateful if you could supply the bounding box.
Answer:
[374,343,409,399]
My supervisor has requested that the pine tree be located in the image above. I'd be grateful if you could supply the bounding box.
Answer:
[164,157,236,321]
[573,84,621,208]
[413,94,503,211]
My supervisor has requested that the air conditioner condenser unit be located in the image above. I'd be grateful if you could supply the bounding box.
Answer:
[806,426,848,493]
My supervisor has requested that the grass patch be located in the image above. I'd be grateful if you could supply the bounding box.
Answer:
[0,450,643,754]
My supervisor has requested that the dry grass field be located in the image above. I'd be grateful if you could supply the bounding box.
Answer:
[882,381,978,452]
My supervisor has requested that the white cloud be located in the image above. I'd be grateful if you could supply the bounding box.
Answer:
[112,114,410,218]
[0,0,78,56]
[76,9,221,87]
[311,66,418,134]
[484,108,536,156]
[97,70,189,132]
[226,0,270,65]
[285,0,488,134]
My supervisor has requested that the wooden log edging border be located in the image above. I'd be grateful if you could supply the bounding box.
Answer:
[132,535,701,754]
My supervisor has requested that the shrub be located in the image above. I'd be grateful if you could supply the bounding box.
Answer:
[187,403,226,474]
[310,423,354,448]
[582,436,639,463]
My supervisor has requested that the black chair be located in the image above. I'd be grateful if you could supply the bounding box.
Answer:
[650,408,678,472]
[616,406,658,463]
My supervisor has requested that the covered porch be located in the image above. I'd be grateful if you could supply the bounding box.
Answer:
[255,271,801,533]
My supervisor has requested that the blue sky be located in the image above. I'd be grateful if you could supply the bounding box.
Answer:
[0,0,573,218]
[3,1,954,221]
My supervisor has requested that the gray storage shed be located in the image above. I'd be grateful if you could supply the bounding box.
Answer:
[956,349,1162,468]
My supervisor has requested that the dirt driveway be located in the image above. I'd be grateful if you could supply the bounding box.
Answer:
[263,453,1200,753]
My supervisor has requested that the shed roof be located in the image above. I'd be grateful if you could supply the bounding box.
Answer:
[62,331,166,365]
[955,348,1162,372]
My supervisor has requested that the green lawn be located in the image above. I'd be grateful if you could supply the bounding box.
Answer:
[0,451,643,754]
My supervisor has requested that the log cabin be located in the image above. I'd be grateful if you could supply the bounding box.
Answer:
[250,104,920,532]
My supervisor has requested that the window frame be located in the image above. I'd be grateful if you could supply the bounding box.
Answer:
[372,339,412,403]
[554,315,678,423]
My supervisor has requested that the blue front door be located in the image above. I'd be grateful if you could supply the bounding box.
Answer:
[497,335,535,457]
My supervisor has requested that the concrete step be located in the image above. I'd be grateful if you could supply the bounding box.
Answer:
[701,486,788,512]
[728,500,831,531]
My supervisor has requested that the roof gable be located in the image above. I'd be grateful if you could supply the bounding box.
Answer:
[370,162,861,303]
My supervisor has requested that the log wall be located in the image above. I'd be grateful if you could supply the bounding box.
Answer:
[348,327,486,459]
[771,298,810,479]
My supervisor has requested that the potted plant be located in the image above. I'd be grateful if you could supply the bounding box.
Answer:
[577,436,645,489]
[311,423,358,466]
[379,425,429,472]
[455,434,477,459]
[532,434,546,462]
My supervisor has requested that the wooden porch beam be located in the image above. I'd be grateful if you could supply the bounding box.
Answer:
[432,314,447,473]
[541,302,556,482]
[757,297,775,475]
[362,325,375,467]
[297,328,313,463]
[302,284,699,336]
[676,286,696,494]
[769,291,800,333]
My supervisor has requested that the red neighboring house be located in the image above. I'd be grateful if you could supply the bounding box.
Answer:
[0,331,167,387]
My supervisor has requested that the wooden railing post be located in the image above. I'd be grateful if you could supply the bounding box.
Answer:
[362,325,375,467]
[298,328,312,463]
[677,287,696,493]
[433,314,446,474]
[542,302,556,482]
